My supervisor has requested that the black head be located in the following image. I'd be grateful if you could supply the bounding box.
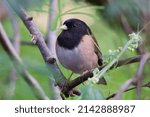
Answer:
[57,18,92,49]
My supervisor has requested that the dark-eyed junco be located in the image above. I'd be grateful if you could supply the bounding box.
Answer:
[56,18,105,84]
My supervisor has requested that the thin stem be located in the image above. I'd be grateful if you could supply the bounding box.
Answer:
[106,81,150,100]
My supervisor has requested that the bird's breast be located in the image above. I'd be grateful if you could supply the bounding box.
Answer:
[56,35,98,74]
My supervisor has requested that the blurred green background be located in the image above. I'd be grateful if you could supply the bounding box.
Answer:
[0,0,150,100]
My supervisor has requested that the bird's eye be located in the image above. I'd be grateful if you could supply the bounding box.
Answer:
[72,24,76,28]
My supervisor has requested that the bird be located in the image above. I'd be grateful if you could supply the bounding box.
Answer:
[56,18,106,84]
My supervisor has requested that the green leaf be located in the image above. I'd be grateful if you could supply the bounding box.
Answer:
[79,83,105,100]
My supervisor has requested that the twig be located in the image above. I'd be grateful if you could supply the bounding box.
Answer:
[109,53,150,100]
[106,81,150,100]
[47,0,57,58]
[6,11,20,98]
[100,55,142,70]
[114,79,134,100]
[0,23,49,100]
[134,53,150,99]
[47,0,62,100]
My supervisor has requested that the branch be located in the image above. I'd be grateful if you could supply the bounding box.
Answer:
[110,53,150,100]
[106,81,150,100]
[134,53,150,99]
[114,79,134,99]
[47,0,57,58]
[6,11,20,98]
[0,23,49,100]
[47,0,62,100]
